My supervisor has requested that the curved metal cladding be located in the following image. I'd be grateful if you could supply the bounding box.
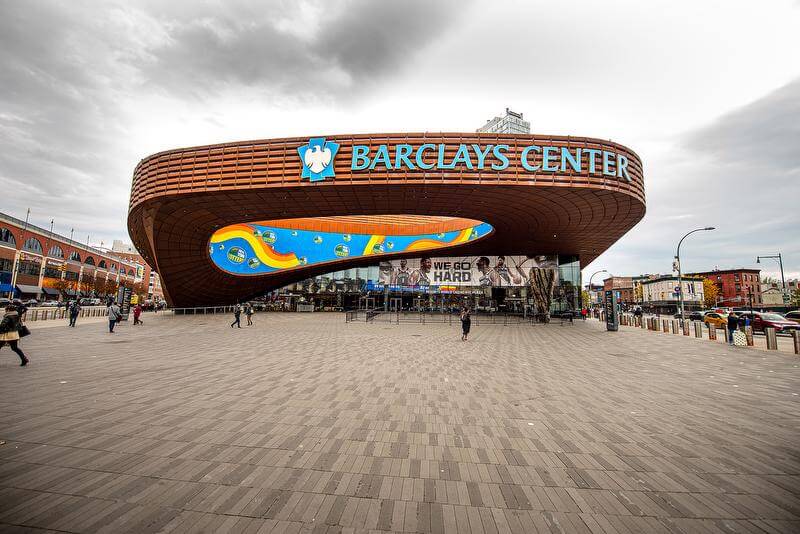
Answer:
[128,132,645,306]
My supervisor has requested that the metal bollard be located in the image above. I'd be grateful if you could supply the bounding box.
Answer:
[745,326,754,347]
[694,321,702,338]
[709,324,716,340]
[683,321,690,336]
[792,331,800,355]
[671,319,678,334]
[765,327,778,350]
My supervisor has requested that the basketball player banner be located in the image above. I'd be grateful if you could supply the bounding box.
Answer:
[378,255,558,288]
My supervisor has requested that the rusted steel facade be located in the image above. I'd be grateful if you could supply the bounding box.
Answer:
[128,133,645,306]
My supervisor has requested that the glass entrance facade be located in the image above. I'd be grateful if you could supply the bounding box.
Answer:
[270,255,581,313]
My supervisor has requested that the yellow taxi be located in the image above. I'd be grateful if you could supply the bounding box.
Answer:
[703,311,728,328]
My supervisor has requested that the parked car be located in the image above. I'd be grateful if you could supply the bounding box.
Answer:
[0,297,11,308]
[40,301,60,307]
[738,311,800,334]
[784,310,800,324]
[703,311,728,328]
[23,299,39,307]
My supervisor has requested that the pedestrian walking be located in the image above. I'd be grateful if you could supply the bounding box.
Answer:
[580,308,588,321]
[0,305,29,366]
[727,312,738,345]
[245,303,254,326]
[133,304,143,325]
[230,304,242,328]
[68,300,81,327]
[107,300,122,333]
[460,307,471,341]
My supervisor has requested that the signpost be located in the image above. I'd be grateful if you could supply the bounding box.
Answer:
[116,286,132,321]
[605,290,618,331]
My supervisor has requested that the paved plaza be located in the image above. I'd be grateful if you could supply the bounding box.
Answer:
[1,313,798,533]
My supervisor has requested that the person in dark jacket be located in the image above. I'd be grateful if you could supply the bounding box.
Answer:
[727,312,738,344]
[0,305,28,366]
[230,304,242,328]
[460,308,471,341]
[68,300,81,327]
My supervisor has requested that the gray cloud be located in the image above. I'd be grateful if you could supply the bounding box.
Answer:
[685,78,800,170]
[135,0,468,100]
[0,0,468,243]
[589,79,800,280]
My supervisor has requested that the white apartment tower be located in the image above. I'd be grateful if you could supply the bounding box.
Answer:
[477,108,530,134]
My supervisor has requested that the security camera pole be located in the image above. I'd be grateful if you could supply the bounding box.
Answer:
[676,227,715,320]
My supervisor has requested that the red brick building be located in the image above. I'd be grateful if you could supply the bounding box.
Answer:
[603,276,635,305]
[1,211,143,301]
[689,268,762,308]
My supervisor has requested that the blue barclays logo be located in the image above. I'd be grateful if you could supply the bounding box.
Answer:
[298,137,340,182]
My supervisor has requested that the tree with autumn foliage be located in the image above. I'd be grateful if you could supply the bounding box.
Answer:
[703,278,719,308]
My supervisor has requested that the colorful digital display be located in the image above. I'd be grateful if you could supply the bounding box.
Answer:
[209,221,494,276]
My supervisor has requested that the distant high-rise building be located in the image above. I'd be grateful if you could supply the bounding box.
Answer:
[477,108,530,134]
[111,239,135,253]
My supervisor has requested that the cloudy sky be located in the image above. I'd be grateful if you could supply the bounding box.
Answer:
[1,0,799,283]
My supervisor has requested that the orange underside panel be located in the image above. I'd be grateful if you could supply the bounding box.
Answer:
[260,215,482,236]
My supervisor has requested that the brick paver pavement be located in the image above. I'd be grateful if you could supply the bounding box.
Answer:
[0,313,798,533]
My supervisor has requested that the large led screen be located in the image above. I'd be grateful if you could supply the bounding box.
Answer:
[209,221,494,275]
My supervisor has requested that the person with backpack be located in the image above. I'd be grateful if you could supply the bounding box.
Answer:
[107,299,122,333]
[230,304,242,328]
[0,304,29,366]
[68,300,81,327]
[460,307,472,341]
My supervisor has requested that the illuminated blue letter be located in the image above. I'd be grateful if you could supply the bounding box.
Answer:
[369,145,392,170]
[451,144,474,169]
[560,147,581,172]
[521,145,541,171]
[351,145,370,171]
[437,144,456,169]
[617,154,631,182]
[602,151,615,176]
[472,144,492,169]
[416,143,435,170]
[491,145,509,170]
[542,146,559,172]
[394,144,415,170]
[584,149,600,174]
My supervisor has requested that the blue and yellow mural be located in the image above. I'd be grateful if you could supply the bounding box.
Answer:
[209,221,494,275]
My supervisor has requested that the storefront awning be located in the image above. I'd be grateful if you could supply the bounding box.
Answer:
[41,287,59,296]
[16,284,41,294]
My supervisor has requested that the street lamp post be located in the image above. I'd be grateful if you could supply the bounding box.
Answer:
[588,269,608,310]
[676,227,715,320]
[756,253,786,303]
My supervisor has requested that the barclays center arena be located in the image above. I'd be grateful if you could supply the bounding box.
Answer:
[127,111,645,313]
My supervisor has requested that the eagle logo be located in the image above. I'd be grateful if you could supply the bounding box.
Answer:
[298,137,339,182]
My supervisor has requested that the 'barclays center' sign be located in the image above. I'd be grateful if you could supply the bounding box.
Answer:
[299,137,632,183]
